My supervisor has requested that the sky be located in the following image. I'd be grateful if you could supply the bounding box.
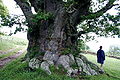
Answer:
[1,0,120,52]
[1,0,27,39]
[86,37,120,52]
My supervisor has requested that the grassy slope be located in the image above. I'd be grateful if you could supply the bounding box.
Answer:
[0,54,120,80]
[0,54,76,80]
[0,36,27,59]
[83,54,120,80]
[0,36,27,51]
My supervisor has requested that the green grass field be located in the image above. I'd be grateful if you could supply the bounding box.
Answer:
[0,35,27,59]
[0,36,27,51]
[0,58,76,80]
[0,35,120,80]
[0,54,120,80]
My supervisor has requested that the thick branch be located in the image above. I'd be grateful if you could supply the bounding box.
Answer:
[29,0,62,14]
[69,0,91,27]
[29,0,44,12]
[14,0,33,26]
[77,31,87,37]
[82,0,118,20]
[68,31,87,37]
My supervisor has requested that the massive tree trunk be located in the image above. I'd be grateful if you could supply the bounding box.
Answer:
[14,0,116,76]
[23,0,91,59]
[22,0,84,59]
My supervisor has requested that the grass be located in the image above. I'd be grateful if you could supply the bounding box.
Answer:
[83,54,120,80]
[0,55,76,80]
[0,35,27,59]
[0,36,27,51]
[0,54,120,80]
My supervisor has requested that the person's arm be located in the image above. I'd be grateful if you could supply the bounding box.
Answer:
[102,51,105,60]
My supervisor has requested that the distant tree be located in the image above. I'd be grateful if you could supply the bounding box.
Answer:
[108,45,120,56]
[0,0,8,17]
[0,0,9,34]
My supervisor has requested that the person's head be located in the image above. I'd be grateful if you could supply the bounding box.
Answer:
[100,46,102,49]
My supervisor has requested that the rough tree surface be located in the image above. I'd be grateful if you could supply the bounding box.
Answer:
[14,0,119,76]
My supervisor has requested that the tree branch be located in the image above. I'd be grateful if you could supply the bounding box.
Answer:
[77,31,87,37]
[29,0,44,12]
[14,0,33,26]
[68,31,87,37]
[69,0,91,27]
[29,0,63,14]
[82,0,119,20]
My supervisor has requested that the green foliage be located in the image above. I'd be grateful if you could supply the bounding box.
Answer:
[0,15,27,35]
[79,12,120,39]
[28,46,40,58]
[0,0,9,17]
[14,27,25,34]
[61,46,80,56]
[63,0,79,9]
[0,58,76,80]
[28,11,54,33]
[32,11,53,23]
[78,39,89,51]
[81,12,103,20]
[0,16,11,27]
[28,46,45,59]
[61,48,71,55]
[0,32,6,36]
[1,15,26,27]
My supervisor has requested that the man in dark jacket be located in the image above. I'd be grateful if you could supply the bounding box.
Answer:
[97,46,105,69]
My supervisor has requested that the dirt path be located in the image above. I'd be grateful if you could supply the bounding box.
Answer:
[0,49,26,68]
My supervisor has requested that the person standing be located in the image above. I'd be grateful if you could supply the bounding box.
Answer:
[97,46,105,69]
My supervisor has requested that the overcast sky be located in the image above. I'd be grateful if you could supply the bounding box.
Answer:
[1,0,120,52]
[1,0,27,39]
[86,37,120,52]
